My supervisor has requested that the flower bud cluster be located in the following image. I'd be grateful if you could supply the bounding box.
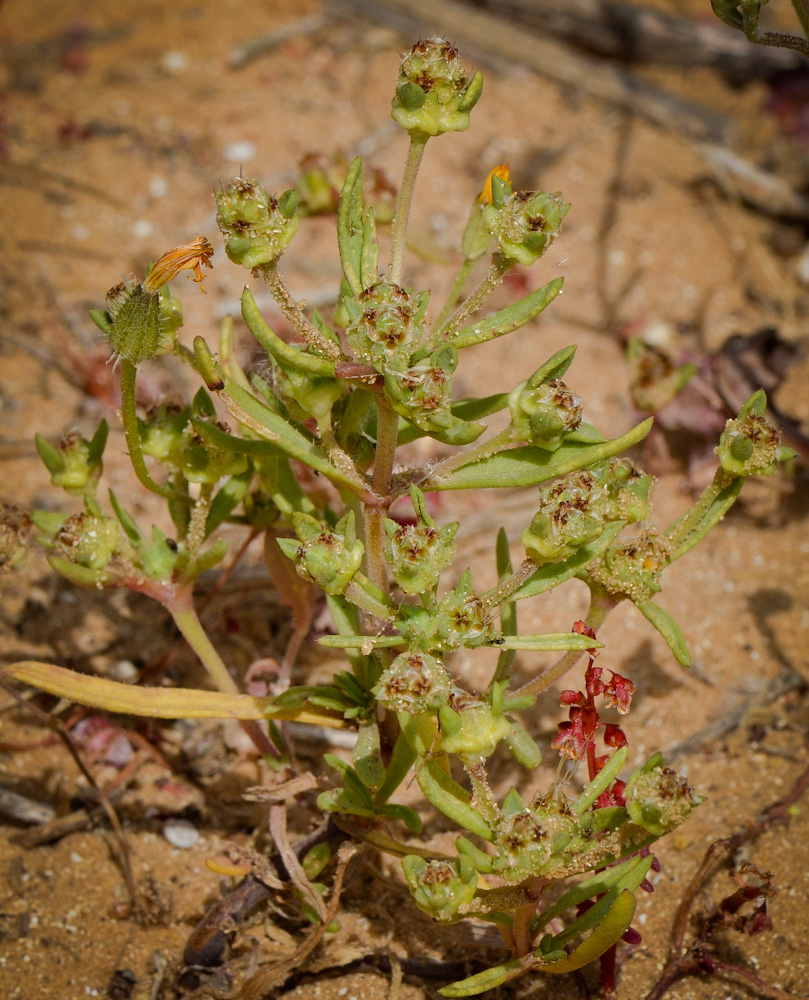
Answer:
[588,529,672,603]
[391,37,483,138]
[215,177,299,270]
[55,507,120,572]
[0,504,32,574]
[625,754,702,837]
[482,186,569,267]
[522,461,651,566]
[401,855,478,922]
[508,377,583,449]
[277,511,363,595]
[372,651,450,714]
[438,689,511,761]
[178,418,248,485]
[383,514,458,595]
[717,392,785,477]
[345,278,427,368]
[35,423,108,499]
[405,572,496,653]
[493,788,578,882]
[627,338,695,413]
[140,401,247,485]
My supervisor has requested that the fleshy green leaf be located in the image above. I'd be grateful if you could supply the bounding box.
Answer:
[337,156,365,297]
[205,467,253,536]
[449,277,564,350]
[426,419,653,491]
[534,854,652,935]
[637,600,692,667]
[417,759,494,842]
[438,957,530,996]
[496,633,604,652]
[219,377,364,494]
[512,521,625,600]
[540,889,637,973]
[241,287,336,376]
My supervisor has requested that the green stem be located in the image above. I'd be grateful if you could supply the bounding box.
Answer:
[186,483,214,558]
[482,558,538,611]
[437,252,514,340]
[433,257,476,332]
[465,761,501,829]
[422,426,514,488]
[364,398,399,595]
[260,262,341,360]
[389,134,428,286]
[119,359,173,499]
[170,592,277,757]
[510,585,619,699]
[343,578,395,622]
[317,412,367,493]
[665,467,738,559]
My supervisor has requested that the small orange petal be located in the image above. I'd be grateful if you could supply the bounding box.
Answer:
[205,856,252,877]
[143,236,215,293]
[479,164,510,204]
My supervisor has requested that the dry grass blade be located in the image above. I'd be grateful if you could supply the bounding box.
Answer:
[236,842,360,1000]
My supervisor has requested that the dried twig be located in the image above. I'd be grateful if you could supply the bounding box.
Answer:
[643,761,809,1000]
[268,803,327,922]
[236,841,360,1000]
[0,678,137,906]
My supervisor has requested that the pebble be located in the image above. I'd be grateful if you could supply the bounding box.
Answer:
[107,659,139,683]
[163,818,199,849]
[222,140,256,163]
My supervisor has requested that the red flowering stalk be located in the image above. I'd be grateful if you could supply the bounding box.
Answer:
[552,620,635,805]
[552,620,640,995]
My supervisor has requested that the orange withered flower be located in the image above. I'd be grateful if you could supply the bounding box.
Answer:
[143,235,215,294]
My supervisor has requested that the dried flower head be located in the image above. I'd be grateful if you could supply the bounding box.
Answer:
[143,236,214,293]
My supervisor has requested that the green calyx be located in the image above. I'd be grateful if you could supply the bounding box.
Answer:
[384,515,458,596]
[482,187,569,266]
[373,651,451,714]
[92,280,183,364]
[587,528,672,603]
[522,461,650,567]
[624,755,703,837]
[0,504,32,573]
[35,420,108,498]
[391,37,483,138]
[716,391,791,477]
[278,510,364,595]
[215,177,299,269]
[402,855,478,922]
[345,277,427,368]
[508,377,582,449]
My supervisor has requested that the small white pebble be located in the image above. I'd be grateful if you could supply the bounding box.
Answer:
[149,176,169,199]
[70,852,83,863]
[163,817,199,849]
[72,224,89,242]
[223,140,256,163]
[108,660,139,683]
[132,219,154,238]
[161,50,188,74]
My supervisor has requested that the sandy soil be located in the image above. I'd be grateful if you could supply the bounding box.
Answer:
[1,2,809,999]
